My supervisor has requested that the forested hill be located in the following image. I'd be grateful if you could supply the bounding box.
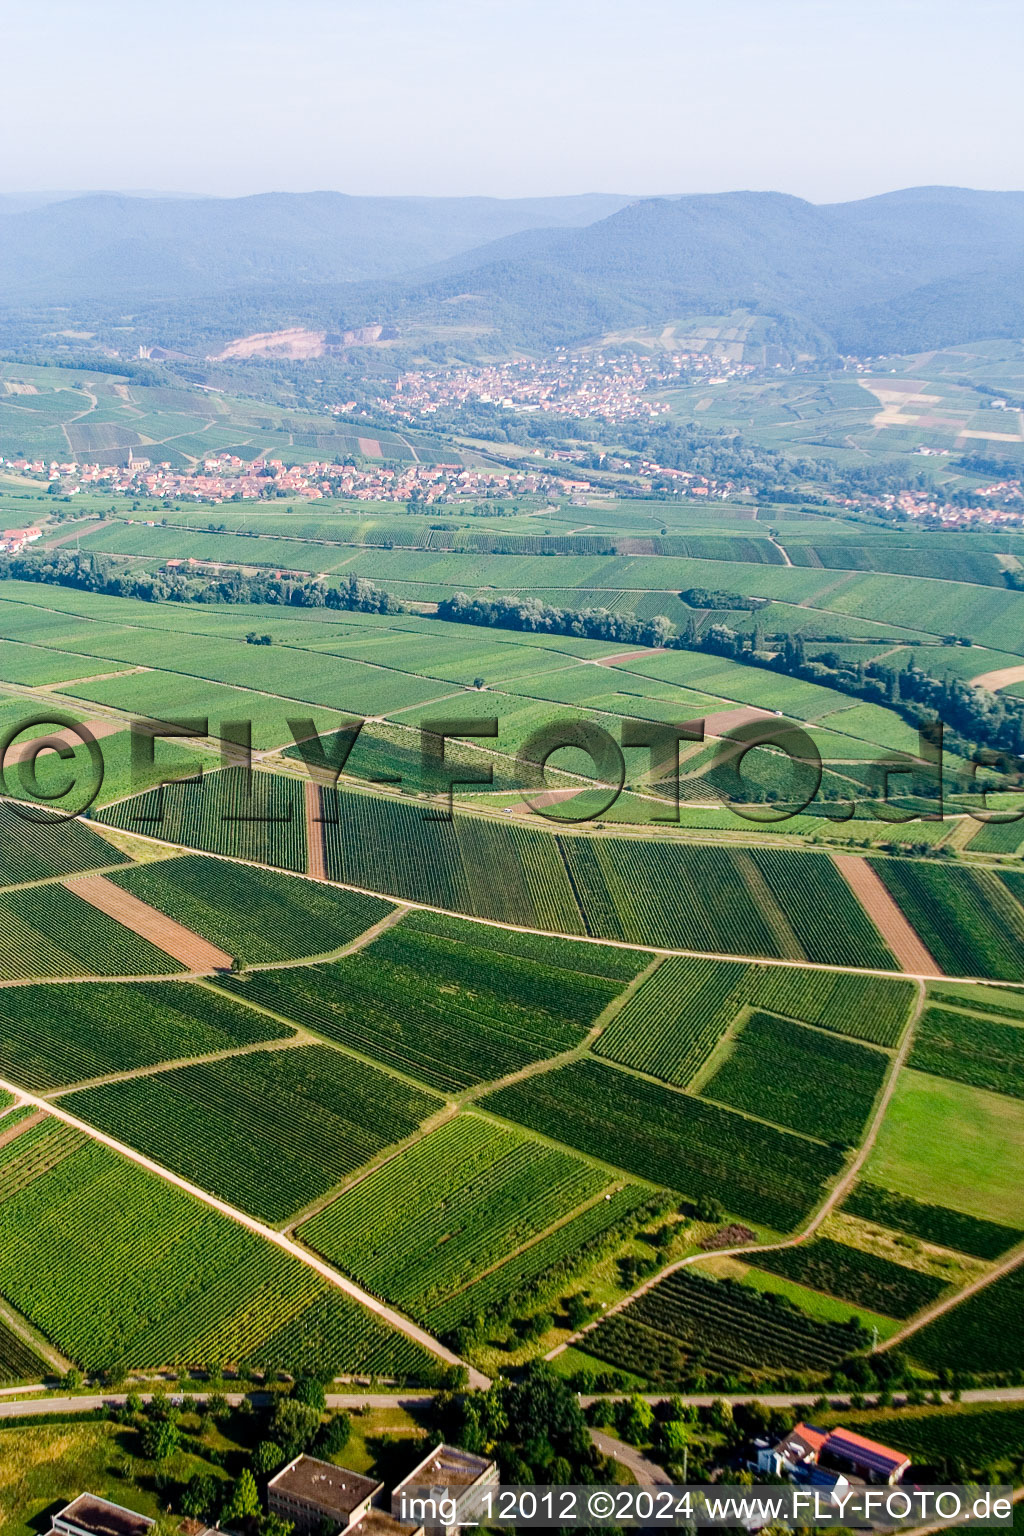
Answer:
[393,186,1024,353]
[3,185,1023,359]
[0,189,635,304]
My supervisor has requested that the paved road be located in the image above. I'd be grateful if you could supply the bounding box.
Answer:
[590,1429,671,1485]
[3,1385,1024,1423]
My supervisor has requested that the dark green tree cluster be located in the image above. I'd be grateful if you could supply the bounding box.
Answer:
[431,1360,604,1484]
[0,550,404,614]
[437,591,674,646]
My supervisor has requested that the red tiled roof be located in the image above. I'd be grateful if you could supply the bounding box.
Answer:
[791,1423,827,1453]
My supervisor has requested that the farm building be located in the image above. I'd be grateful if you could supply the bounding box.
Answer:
[756,1422,910,1485]
[392,1445,498,1535]
[823,1427,911,1485]
[49,1495,153,1536]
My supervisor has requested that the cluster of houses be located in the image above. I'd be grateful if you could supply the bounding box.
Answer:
[754,1421,910,1489]
[0,525,42,553]
[3,453,590,506]
[47,1446,498,1536]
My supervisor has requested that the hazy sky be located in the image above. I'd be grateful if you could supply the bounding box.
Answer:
[3,0,1021,202]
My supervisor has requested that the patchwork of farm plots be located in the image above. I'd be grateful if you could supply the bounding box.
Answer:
[0,881,187,980]
[64,1045,441,1224]
[594,956,914,1084]
[0,1118,432,1378]
[297,1116,617,1325]
[99,770,906,970]
[0,979,290,1092]
[481,1057,844,1232]
[214,910,636,1092]
[2,530,1024,1388]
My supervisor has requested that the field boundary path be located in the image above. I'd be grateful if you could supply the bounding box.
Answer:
[877,1240,1024,1354]
[969,663,1024,692]
[74,820,989,986]
[64,874,234,971]
[0,1073,486,1389]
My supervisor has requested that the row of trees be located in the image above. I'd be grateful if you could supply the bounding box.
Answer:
[436,591,674,646]
[0,550,403,615]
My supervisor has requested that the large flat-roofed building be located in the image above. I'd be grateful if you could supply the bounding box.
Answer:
[391,1445,498,1536]
[350,1509,423,1536]
[267,1455,382,1535]
[50,1496,154,1536]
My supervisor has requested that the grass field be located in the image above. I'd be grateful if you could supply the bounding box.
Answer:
[865,1069,1024,1226]
[750,1236,947,1319]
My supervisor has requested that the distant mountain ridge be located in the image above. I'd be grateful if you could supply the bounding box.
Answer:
[0,190,636,303]
[0,185,1021,358]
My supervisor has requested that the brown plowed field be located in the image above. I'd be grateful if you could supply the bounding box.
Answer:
[0,1108,46,1150]
[305,779,326,879]
[832,855,940,975]
[64,876,233,971]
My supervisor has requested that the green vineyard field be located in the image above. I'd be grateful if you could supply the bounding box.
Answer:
[841,1182,1023,1259]
[702,1011,889,1145]
[596,957,913,1086]
[0,882,185,980]
[0,979,290,1091]
[109,854,393,964]
[0,802,127,886]
[909,1005,1024,1100]
[0,1126,432,1377]
[217,919,619,1092]
[98,767,308,873]
[907,1266,1024,1376]
[298,1116,608,1320]
[481,1057,843,1231]
[869,860,1024,981]
[582,1270,865,1386]
[0,1318,45,1383]
[66,1045,440,1223]
[752,1237,947,1318]
[424,1184,650,1334]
